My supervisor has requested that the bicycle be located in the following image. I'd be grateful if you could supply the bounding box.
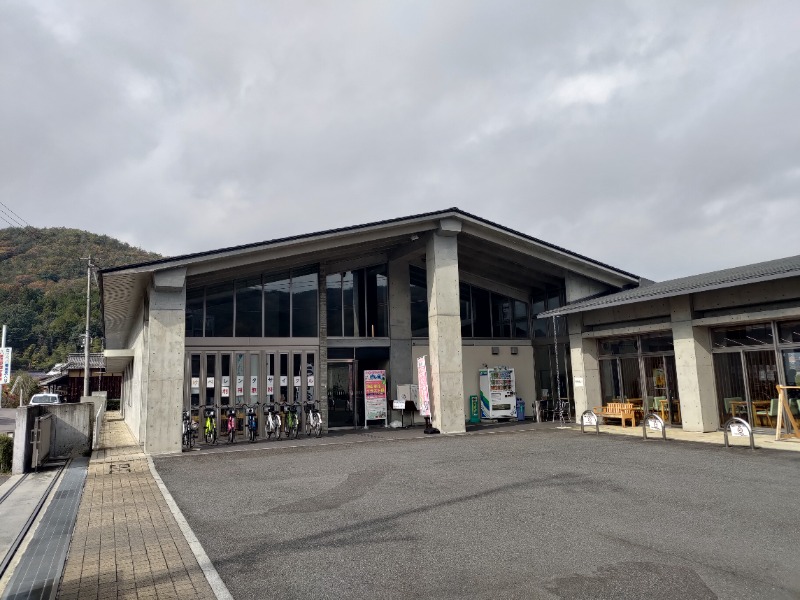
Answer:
[304,401,322,437]
[226,408,237,444]
[282,402,299,439]
[264,403,281,439]
[182,410,194,450]
[204,407,218,445]
[246,403,260,443]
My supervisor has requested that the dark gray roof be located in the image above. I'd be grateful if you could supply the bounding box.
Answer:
[100,207,639,280]
[64,353,106,370]
[539,254,800,318]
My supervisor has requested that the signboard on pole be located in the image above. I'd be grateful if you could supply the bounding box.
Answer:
[0,348,11,385]
[417,356,431,417]
[364,370,387,422]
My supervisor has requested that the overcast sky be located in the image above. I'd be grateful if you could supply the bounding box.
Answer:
[1,1,799,281]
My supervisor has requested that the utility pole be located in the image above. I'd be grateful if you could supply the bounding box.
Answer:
[82,256,94,398]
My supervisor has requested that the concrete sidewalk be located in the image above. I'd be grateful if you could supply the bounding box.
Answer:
[57,413,217,600]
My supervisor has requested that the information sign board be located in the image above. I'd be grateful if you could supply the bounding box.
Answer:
[364,370,387,420]
[0,348,10,385]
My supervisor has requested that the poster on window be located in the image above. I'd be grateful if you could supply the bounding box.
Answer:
[221,376,230,398]
[250,376,258,396]
[236,376,244,396]
[417,357,431,417]
[364,370,387,421]
[267,376,274,396]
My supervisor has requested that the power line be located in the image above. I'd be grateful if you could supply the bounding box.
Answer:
[0,205,25,228]
[0,201,31,227]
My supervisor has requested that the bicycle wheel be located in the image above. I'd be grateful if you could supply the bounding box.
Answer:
[313,415,321,437]
[211,426,217,445]
[305,415,311,437]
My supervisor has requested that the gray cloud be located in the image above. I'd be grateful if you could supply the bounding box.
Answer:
[1,0,798,281]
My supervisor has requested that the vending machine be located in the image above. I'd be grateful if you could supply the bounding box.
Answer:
[479,367,517,420]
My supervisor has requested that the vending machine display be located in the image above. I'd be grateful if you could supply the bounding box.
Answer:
[479,367,517,420]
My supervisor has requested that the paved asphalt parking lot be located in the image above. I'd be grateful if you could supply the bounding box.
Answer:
[155,427,800,600]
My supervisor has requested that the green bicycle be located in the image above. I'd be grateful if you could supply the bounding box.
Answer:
[204,407,218,445]
[282,402,300,439]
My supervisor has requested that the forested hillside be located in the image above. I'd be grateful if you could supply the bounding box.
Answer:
[0,227,161,370]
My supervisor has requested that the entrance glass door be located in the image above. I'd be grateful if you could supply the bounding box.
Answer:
[328,361,356,427]
[643,355,681,425]
[714,349,778,429]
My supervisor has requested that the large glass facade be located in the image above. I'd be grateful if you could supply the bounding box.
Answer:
[185,267,318,339]
[205,283,234,337]
[597,332,680,426]
[411,266,529,340]
[326,265,388,338]
[235,277,262,337]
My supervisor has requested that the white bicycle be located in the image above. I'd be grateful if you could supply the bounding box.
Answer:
[304,401,322,437]
[264,403,282,439]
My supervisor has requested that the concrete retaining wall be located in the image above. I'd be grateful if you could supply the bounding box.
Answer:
[13,403,95,473]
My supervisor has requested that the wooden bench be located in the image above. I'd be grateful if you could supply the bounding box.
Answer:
[593,402,637,428]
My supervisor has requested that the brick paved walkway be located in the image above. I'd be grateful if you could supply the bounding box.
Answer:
[57,413,216,600]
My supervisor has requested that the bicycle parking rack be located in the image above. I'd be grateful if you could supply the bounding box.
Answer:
[642,412,667,441]
[580,409,599,435]
[723,417,755,450]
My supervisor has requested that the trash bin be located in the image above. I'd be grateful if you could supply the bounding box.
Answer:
[516,397,525,421]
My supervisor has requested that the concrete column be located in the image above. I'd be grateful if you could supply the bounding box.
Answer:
[670,296,719,432]
[318,266,329,433]
[426,222,465,433]
[144,269,186,454]
[389,259,412,419]
[567,314,601,415]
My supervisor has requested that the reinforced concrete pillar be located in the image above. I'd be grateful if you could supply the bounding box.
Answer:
[671,296,719,432]
[144,269,186,454]
[567,314,600,415]
[389,259,412,411]
[426,221,466,433]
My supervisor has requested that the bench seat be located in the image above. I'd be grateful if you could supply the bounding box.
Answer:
[593,402,637,428]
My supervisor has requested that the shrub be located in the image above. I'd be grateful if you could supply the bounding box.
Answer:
[0,435,13,473]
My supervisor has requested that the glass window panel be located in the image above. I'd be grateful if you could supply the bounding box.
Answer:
[535,346,552,403]
[777,321,800,345]
[547,290,563,310]
[205,354,215,406]
[714,353,746,423]
[326,274,343,337]
[409,266,428,337]
[459,283,473,338]
[265,353,275,403]
[221,354,231,406]
[205,283,234,337]
[264,272,291,337]
[293,352,302,403]
[306,353,315,403]
[640,333,674,354]
[781,350,800,409]
[236,353,245,404]
[598,337,638,356]
[366,265,388,337]
[599,359,620,406]
[185,288,204,337]
[472,287,492,338]
[513,300,529,339]
[292,268,318,337]
[711,323,773,348]
[491,293,511,338]
[619,357,642,400]
[532,296,547,338]
[250,354,259,401]
[190,354,201,407]
[280,353,288,404]
[235,277,262,337]
[354,269,365,337]
[343,271,356,337]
